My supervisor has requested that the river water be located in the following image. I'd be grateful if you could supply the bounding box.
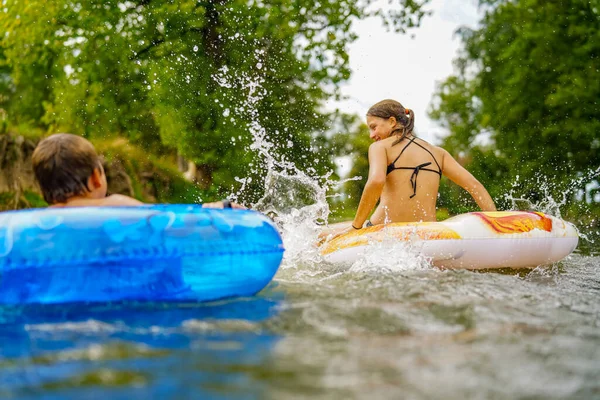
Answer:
[1,234,598,399]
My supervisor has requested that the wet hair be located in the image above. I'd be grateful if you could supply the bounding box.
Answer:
[367,99,415,146]
[32,133,102,204]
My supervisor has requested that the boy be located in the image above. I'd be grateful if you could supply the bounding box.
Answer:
[32,133,241,208]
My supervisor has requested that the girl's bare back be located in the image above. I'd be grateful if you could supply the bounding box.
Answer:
[370,135,444,224]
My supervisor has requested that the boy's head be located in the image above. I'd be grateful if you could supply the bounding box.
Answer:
[32,133,107,204]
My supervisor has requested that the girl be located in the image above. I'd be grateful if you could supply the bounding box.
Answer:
[330,99,496,238]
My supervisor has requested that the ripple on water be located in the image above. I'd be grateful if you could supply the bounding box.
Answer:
[263,252,600,398]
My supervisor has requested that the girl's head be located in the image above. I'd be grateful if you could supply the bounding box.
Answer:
[366,99,414,145]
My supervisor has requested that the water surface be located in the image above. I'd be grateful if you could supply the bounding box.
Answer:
[1,244,599,399]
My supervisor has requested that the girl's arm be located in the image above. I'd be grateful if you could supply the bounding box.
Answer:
[440,149,497,211]
[352,142,388,228]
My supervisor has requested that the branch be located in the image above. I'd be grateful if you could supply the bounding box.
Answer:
[131,37,165,60]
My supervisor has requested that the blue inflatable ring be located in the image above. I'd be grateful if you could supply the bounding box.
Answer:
[0,205,284,304]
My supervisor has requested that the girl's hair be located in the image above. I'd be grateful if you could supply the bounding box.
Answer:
[367,99,415,146]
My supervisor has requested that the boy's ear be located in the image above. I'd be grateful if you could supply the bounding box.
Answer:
[90,167,103,188]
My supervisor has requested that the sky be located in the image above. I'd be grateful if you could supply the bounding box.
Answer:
[327,0,481,146]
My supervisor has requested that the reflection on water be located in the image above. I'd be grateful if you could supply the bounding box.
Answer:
[1,253,599,399]
[0,291,282,399]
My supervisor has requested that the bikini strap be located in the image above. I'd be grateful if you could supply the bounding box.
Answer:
[389,136,416,168]
[411,139,442,173]
[409,162,432,198]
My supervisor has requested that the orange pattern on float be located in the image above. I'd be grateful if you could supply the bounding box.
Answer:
[320,223,461,255]
[474,211,553,234]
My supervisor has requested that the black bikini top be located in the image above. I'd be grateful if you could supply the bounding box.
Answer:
[386,136,442,198]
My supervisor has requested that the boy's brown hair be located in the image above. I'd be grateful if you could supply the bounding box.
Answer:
[32,133,102,204]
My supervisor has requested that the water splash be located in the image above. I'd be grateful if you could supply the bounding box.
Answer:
[213,55,334,269]
[502,167,600,245]
[503,167,600,215]
[212,54,431,274]
[348,236,432,274]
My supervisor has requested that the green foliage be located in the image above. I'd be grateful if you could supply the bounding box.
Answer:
[430,0,600,212]
[94,138,207,204]
[22,190,48,208]
[0,191,47,211]
[344,123,371,208]
[0,0,430,204]
[323,113,368,220]
[0,192,14,209]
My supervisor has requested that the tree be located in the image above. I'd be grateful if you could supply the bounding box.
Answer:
[1,0,431,202]
[430,0,600,209]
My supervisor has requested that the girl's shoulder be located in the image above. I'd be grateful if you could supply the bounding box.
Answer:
[413,137,447,157]
[368,140,388,160]
[369,139,389,151]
